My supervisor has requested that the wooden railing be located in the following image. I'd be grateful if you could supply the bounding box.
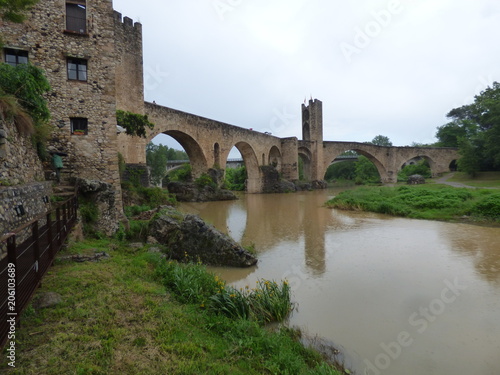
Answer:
[0,196,78,349]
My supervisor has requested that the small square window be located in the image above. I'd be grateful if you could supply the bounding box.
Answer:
[67,58,87,81]
[4,49,29,67]
[71,117,88,135]
[66,1,86,33]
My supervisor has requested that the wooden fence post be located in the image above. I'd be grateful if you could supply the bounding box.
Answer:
[32,221,41,285]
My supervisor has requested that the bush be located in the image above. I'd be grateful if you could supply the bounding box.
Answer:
[154,259,293,324]
[168,164,192,182]
[471,194,500,220]
[194,173,216,189]
[224,166,247,191]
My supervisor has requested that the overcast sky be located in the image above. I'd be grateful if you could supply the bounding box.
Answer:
[113,0,500,152]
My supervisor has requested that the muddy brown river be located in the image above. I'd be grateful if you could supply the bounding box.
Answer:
[179,189,500,375]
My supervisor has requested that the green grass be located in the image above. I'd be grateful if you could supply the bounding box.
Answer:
[447,171,500,188]
[1,239,343,375]
[326,184,500,222]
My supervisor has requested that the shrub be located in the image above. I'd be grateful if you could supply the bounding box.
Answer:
[194,173,216,189]
[471,194,500,220]
[154,259,293,324]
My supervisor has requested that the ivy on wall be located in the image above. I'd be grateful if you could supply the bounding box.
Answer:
[116,110,154,138]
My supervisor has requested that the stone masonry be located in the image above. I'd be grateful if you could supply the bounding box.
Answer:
[1,0,145,233]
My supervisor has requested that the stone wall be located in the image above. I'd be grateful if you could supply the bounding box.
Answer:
[0,0,147,230]
[0,120,45,185]
[122,164,150,187]
[0,181,53,257]
[114,12,144,115]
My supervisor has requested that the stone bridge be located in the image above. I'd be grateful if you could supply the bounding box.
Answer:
[118,99,459,192]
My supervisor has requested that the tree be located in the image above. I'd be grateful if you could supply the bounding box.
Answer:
[354,156,380,184]
[146,142,189,185]
[116,110,154,138]
[0,62,51,159]
[437,82,500,172]
[435,119,478,147]
[457,137,481,177]
[146,143,169,185]
[0,63,50,125]
[370,135,393,147]
[0,0,38,23]
[324,161,356,182]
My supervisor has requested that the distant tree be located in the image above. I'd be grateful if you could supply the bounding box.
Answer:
[146,142,189,185]
[146,143,169,185]
[398,159,431,180]
[224,166,247,191]
[354,156,380,184]
[457,137,481,177]
[370,135,393,147]
[438,82,500,172]
[324,161,356,182]
[435,119,478,148]
[409,142,434,148]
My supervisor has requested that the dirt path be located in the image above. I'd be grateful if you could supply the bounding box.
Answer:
[436,173,499,189]
[436,172,476,188]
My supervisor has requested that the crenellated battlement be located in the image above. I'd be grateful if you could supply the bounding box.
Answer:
[113,11,142,32]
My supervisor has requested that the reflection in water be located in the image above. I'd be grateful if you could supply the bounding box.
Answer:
[179,189,500,375]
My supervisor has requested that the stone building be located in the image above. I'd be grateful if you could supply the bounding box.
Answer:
[0,0,146,235]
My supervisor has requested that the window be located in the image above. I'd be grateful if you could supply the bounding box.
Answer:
[71,117,88,135]
[67,58,87,81]
[66,1,86,33]
[4,49,28,66]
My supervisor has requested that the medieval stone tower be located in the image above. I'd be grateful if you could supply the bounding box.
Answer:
[301,99,324,181]
[0,0,146,234]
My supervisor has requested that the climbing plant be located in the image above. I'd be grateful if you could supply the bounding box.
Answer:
[116,110,154,138]
[0,62,52,159]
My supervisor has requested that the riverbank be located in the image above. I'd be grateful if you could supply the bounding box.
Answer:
[1,238,344,374]
[326,183,500,223]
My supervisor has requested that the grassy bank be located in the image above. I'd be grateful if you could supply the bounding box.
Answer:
[2,239,343,375]
[447,171,500,188]
[326,184,500,222]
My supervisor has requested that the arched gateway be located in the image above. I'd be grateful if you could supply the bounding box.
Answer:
[117,100,460,192]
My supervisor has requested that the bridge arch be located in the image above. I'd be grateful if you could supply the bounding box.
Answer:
[322,147,388,183]
[268,146,282,169]
[154,130,208,179]
[395,149,459,178]
[298,146,312,181]
[232,141,261,193]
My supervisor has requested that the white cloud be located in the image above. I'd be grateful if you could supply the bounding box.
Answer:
[113,0,500,148]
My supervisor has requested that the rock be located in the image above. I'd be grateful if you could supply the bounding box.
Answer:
[407,174,425,185]
[33,292,62,309]
[311,180,328,189]
[75,177,120,236]
[147,235,158,244]
[149,210,257,268]
[261,165,297,193]
[294,181,313,191]
[166,181,237,202]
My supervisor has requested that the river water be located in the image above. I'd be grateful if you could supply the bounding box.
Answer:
[179,189,500,375]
